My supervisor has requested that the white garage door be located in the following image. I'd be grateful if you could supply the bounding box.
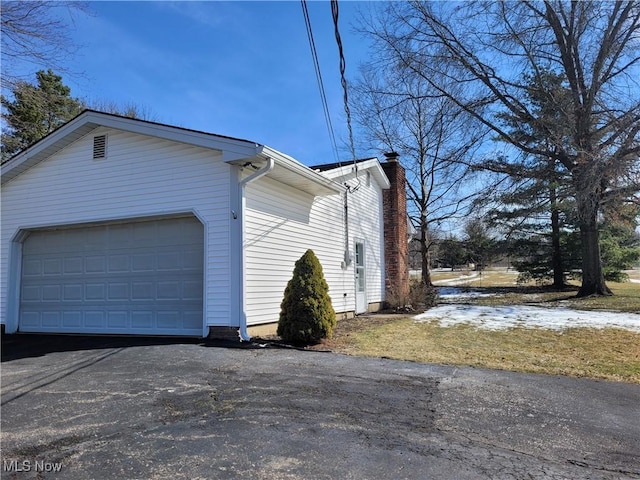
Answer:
[19,216,204,336]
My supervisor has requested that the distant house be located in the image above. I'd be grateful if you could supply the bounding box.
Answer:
[0,110,409,339]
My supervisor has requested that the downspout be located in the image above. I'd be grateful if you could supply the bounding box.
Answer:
[237,157,275,341]
[343,190,351,268]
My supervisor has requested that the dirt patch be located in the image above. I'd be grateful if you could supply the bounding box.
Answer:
[252,314,408,352]
[311,314,407,352]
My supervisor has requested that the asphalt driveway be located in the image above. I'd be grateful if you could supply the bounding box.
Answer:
[1,335,639,479]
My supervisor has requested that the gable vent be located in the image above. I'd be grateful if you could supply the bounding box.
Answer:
[93,134,107,159]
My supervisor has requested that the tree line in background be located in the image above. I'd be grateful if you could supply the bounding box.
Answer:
[1,69,155,162]
[410,210,640,285]
[2,1,639,297]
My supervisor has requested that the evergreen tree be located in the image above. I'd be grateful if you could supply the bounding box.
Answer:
[600,204,640,282]
[436,235,467,270]
[483,71,575,288]
[277,250,336,345]
[463,218,497,271]
[1,69,84,161]
[510,230,582,286]
[510,203,639,285]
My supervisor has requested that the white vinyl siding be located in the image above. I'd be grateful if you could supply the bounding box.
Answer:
[344,176,386,307]
[244,170,385,325]
[244,177,343,325]
[1,127,232,332]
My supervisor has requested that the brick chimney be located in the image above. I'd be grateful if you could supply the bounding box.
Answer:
[381,152,410,303]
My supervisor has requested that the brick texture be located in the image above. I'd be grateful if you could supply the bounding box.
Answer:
[381,156,410,302]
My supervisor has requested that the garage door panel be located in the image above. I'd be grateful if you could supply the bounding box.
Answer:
[108,311,128,328]
[42,312,61,327]
[43,259,62,275]
[108,255,130,272]
[22,259,42,276]
[86,256,107,273]
[157,252,180,270]
[64,284,83,301]
[22,285,41,302]
[132,311,153,328]
[183,311,202,329]
[132,282,154,300]
[86,284,106,300]
[42,285,62,301]
[20,312,40,328]
[63,311,82,327]
[64,257,84,274]
[19,217,204,336]
[85,311,104,328]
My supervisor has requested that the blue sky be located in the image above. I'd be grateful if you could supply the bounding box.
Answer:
[35,1,374,166]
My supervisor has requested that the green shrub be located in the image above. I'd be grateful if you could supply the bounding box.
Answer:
[277,249,336,345]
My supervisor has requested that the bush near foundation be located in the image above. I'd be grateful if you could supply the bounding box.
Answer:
[385,280,438,312]
[277,249,336,345]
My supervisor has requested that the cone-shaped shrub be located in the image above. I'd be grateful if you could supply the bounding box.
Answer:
[277,249,336,345]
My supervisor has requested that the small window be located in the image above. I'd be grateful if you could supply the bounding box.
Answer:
[366,171,371,187]
[93,135,107,159]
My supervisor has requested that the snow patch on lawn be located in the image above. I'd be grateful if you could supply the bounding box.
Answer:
[415,305,640,332]
[437,287,497,299]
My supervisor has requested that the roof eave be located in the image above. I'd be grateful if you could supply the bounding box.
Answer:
[1,110,345,197]
[1,110,261,186]
[226,146,345,197]
[317,158,391,189]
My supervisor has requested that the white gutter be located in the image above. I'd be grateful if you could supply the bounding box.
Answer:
[236,157,275,341]
[260,145,345,196]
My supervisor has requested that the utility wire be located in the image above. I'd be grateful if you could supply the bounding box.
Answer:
[301,0,340,163]
[331,0,357,165]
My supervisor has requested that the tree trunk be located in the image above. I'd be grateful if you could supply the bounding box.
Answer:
[420,216,432,286]
[577,223,612,296]
[549,185,566,289]
[575,185,612,297]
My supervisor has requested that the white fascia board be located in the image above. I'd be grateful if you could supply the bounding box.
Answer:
[1,110,260,185]
[320,158,391,189]
[249,145,345,196]
[1,115,98,185]
[86,112,259,155]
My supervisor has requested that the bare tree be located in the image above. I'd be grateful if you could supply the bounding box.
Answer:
[365,1,640,297]
[351,60,486,286]
[85,99,159,122]
[1,1,89,88]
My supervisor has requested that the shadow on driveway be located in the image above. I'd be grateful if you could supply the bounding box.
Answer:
[1,333,265,362]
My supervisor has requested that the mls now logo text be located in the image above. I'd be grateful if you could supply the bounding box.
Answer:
[3,459,63,473]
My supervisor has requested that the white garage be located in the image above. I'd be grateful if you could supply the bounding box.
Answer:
[18,216,204,336]
[1,110,407,339]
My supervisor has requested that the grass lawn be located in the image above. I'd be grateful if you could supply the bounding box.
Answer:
[446,281,640,312]
[320,270,640,383]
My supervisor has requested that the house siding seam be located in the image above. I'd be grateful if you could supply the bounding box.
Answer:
[0,127,233,331]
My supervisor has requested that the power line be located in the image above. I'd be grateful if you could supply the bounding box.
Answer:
[301,0,340,163]
[331,0,356,164]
